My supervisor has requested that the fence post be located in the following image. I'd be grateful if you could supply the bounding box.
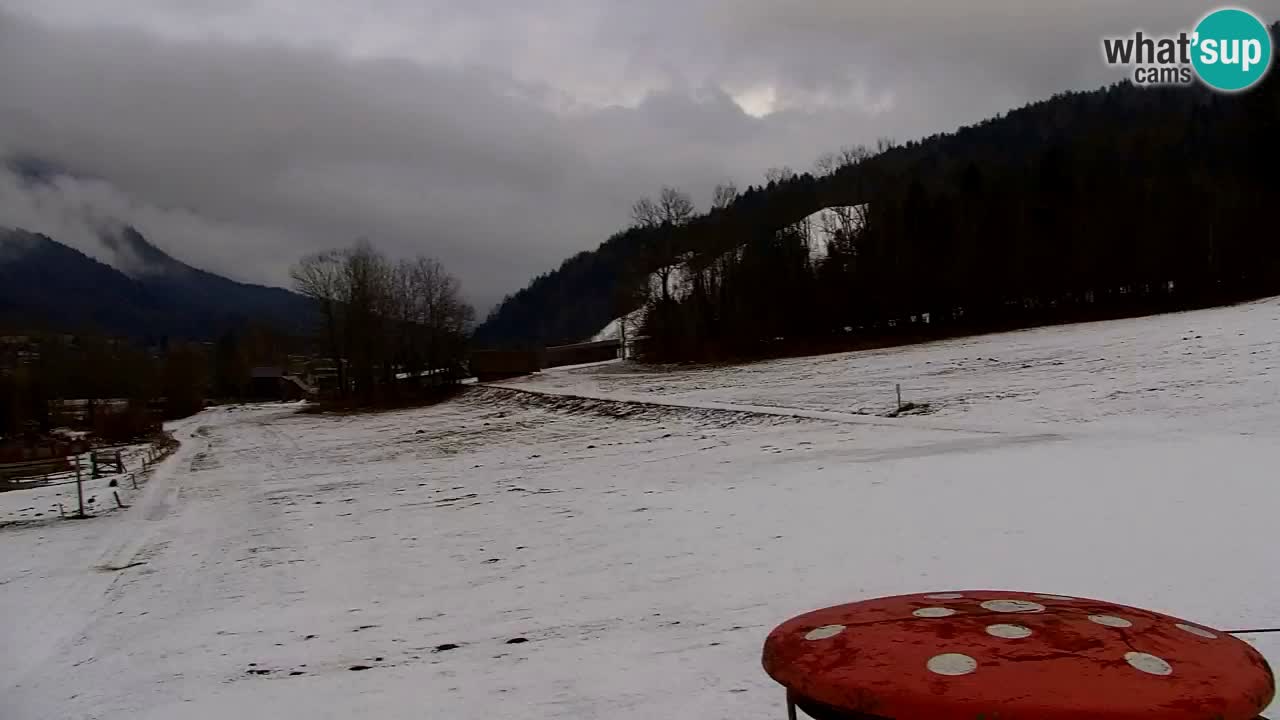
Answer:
[75,455,86,518]
[896,384,903,412]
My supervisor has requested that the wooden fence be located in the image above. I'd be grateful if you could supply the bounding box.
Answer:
[0,435,179,518]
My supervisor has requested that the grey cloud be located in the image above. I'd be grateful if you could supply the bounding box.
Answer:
[2,1,1271,310]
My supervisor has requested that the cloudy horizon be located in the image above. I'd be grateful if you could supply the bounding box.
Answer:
[0,1,1259,310]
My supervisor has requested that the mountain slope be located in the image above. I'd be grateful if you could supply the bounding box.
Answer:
[0,226,311,339]
[0,228,172,336]
[100,225,311,334]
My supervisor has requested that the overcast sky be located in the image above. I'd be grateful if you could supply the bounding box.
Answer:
[0,1,1271,310]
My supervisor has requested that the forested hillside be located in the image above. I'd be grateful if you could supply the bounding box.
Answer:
[475,46,1280,358]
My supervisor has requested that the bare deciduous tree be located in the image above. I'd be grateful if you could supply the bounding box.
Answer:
[712,182,739,211]
[765,166,796,184]
[631,196,661,229]
[632,186,696,303]
[815,145,871,177]
[394,256,475,386]
[814,152,839,178]
[291,249,348,397]
[838,144,871,167]
[632,186,696,229]
[657,186,695,226]
[291,240,473,407]
[819,204,869,247]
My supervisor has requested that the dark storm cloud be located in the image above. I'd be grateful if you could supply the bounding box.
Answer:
[1,1,1266,308]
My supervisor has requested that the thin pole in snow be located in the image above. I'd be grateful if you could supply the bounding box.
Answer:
[1227,628,1280,635]
[74,455,86,518]
[896,384,903,412]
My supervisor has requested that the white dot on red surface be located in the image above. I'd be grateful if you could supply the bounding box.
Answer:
[927,653,978,676]
[981,600,1045,614]
[1089,615,1134,628]
[1126,652,1173,676]
[1176,623,1218,639]
[925,593,965,600]
[1034,594,1075,601]
[805,625,846,641]
[914,607,957,618]
[986,623,1033,639]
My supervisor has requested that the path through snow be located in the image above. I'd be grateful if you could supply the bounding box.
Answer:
[3,300,1279,719]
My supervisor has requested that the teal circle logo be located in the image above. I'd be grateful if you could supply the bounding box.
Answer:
[1192,8,1273,92]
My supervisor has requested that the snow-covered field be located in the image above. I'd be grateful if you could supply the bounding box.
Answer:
[3,298,1279,719]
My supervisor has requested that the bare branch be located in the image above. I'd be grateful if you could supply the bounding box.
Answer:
[712,182,738,210]
[657,187,695,226]
[631,196,661,229]
[765,166,796,184]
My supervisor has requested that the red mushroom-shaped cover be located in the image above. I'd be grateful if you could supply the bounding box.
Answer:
[762,591,1274,720]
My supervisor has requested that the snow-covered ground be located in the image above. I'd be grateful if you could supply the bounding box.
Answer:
[0,442,156,526]
[3,299,1279,719]
[510,297,1280,435]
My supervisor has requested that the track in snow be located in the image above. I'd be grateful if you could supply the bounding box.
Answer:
[2,301,1279,719]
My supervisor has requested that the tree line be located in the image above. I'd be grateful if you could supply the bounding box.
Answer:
[291,240,474,408]
[2,238,475,442]
[633,71,1280,359]
[0,335,229,441]
[476,41,1280,360]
